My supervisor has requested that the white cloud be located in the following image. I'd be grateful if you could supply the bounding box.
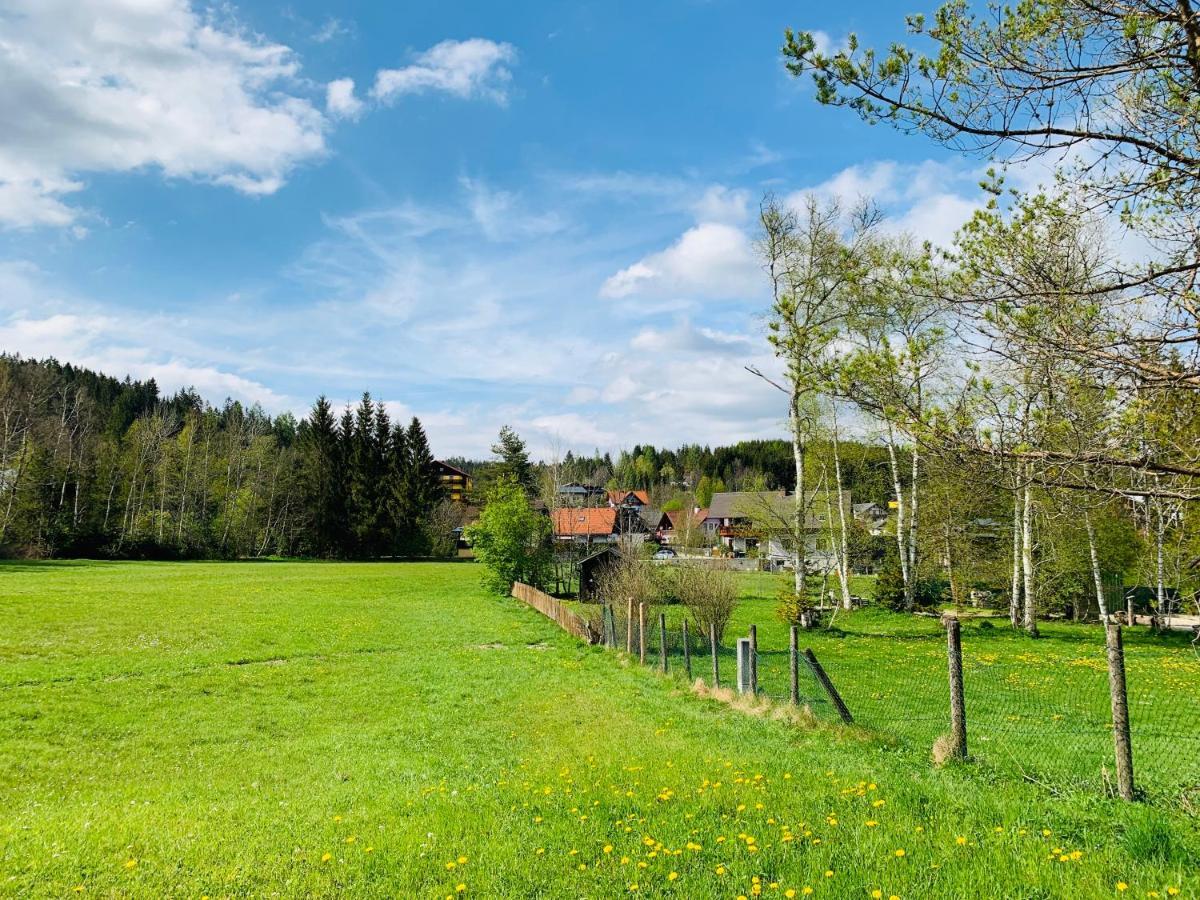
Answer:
[0,0,331,228]
[809,30,849,57]
[326,78,364,120]
[691,185,751,225]
[600,222,760,300]
[459,176,564,242]
[798,160,983,250]
[371,38,517,105]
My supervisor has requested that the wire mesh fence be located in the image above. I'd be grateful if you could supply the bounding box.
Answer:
[582,600,1199,800]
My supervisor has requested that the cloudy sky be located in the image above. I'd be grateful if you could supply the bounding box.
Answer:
[0,0,989,458]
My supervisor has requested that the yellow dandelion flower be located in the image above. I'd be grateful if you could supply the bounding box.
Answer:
[825,870,834,878]
[365,847,374,853]
[320,853,332,863]
[1166,889,1179,896]
[785,891,796,899]
[802,889,813,897]
[668,872,678,881]
[621,856,630,864]
[866,820,878,827]
[455,884,466,894]
[716,866,726,875]
[1116,884,1128,892]
[578,863,587,871]
[458,856,467,865]
[123,860,137,870]
[446,862,457,870]
[604,845,613,854]
[345,836,356,844]
[955,836,967,846]
[894,849,906,857]
[871,891,883,899]
[73,887,85,894]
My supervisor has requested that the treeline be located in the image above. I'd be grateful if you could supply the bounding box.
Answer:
[0,356,453,559]
[458,439,902,508]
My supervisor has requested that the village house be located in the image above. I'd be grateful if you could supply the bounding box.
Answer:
[551,507,622,545]
[706,490,851,569]
[852,501,889,535]
[433,461,473,503]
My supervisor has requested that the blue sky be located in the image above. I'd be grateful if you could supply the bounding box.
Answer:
[0,0,989,457]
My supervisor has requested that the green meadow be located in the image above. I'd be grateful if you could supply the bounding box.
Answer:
[1,560,1197,898]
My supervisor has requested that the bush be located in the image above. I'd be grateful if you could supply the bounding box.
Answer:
[673,562,738,643]
[875,549,943,610]
[464,477,553,593]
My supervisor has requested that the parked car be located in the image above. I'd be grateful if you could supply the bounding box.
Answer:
[652,547,676,560]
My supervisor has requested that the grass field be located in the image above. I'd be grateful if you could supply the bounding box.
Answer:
[602,571,1200,798]
[1,560,1197,898]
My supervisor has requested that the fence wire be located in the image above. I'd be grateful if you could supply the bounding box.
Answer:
[584,602,1199,799]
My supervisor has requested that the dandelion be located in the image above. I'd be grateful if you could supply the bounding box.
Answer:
[604,845,613,854]
[871,891,883,899]
[716,866,727,875]
[955,837,967,846]
[73,887,85,894]
[365,847,374,853]
[123,860,137,870]
[668,872,679,881]
[455,884,466,894]
[785,891,796,899]
[320,853,332,863]
[802,889,814,896]
[1167,889,1179,896]
[894,849,906,857]
[866,820,878,827]
[345,836,356,844]
[1116,885,1128,893]
[621,856,630,864]
[825,870,834,878]
[458,856,467,865]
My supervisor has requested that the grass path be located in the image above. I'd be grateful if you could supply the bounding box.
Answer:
[1,561,1196,897]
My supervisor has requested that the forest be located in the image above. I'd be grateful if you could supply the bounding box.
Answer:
[0,356,447,559]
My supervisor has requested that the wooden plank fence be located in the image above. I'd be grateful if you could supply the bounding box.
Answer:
[512,582,601,644]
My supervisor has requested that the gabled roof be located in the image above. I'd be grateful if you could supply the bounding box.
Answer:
[665,508,707,529]
[708,491,789,520]
[434,460,472,479]
[607,489,649,506]
[552,507,619,537]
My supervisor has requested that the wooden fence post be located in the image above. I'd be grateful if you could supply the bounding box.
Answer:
[659,612,668,673]
[749,624,758,695]
[638,602,647,665]
[1105,622,1136,800]
[789,625,799,706]
[946,617,968,760]
[626,598,633,654]
[682,620,692,681]
[710,622,720,689]
[804,649,853,724]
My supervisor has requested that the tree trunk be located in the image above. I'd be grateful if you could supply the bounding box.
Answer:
[1010,490,1021,628]
[886,432,909,596]
[790,398,807,611]
[907,445,919,610]
[1085,511,1109,621]
[1021,474,1038,636]
[832,420,853,610]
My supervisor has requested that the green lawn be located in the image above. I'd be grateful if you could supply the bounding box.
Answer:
[1,561,1197,898]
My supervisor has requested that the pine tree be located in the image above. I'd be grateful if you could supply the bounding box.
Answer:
[298,396,341,557]
[404,417,444,553]
[491,426,534,496]
[348,393,378,556]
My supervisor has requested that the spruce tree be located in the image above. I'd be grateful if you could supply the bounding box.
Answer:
[491,425,534,496]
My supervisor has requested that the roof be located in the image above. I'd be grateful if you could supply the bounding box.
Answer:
[665,508,706,529]
[434,460,472,479]
[552,507,619,537]
[607,489,649,506]
[640,507,670,530]
[708,491,789,520]
[709,491,850,528]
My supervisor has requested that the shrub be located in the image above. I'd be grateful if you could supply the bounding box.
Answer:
[464,477,553,593]
[673,562,738,643]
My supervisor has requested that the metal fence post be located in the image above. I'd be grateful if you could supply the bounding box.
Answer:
[659,612,668,673]
[736,638,752,695]
[710,622,720,689]
[946,618,968,760]
[1105,623,1136,800]
[749,624,758,695]
[682,620,692,681]
[789,624,799,706]
[638,602,647,665]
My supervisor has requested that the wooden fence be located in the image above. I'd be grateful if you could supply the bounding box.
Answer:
[512,582,601,644]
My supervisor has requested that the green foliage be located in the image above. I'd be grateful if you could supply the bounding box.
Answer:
[488,426,535,496]
[1,560,1197,897]
[464,477,552,593]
